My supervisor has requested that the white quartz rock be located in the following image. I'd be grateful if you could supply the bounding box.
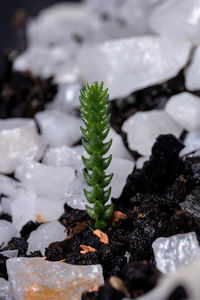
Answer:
[136,156,149,169]
[78,36,191,99]
[0,127,45,174]
[165,92,200,132]
[7,257,104,300]
[150,0,200,43]
[0,278,12,300]
[9,191,36,231]
[48,82,81,112]
[65,171,88,210]
[14,45,79,83]
[0,220,20,247]
[1,250,18,258]
[35,110,81,147]
[122,110,182,156]
[0,174,23,198]
[27,221,66,255]
[152,232,200,274]
[43,145,83,170]
[15,161,75,199]
[185,46,200,91]
[108,128,132,160]
[108,158,134,198]
[180,131,200,157]
[0,118,37,132]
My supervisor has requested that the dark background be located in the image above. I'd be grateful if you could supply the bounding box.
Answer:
[0,0,80,50]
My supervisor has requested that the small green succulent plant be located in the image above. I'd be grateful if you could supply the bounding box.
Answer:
[80,81,114,231]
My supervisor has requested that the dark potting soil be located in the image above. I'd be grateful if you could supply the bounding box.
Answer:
[42,134,200,299]
[0,52,57,118]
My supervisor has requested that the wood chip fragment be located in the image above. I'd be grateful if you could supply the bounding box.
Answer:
[88,285,99,292]
[93,229,109,244]
[80,245,96,254]
[137,213,146,218]
[40,257,47,260]
[112,211,127,223]
[60,258,67,262]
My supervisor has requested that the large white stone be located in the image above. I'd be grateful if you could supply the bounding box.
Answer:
[0,118,36,132]
[65,171,88,210]
[14,45,79,83]
[122,110,182,156]
[185,46,200,91]
[15,161,75,199]
[48,82,81,112]
[27,221,66,255]
[0,174,23,198]
[165,92,200,132]
[108,158,134,198]
[107,128,132,160]
[180,131,200,157]
[0,220,20,247]
[0,278,12,300]
[43,145,83,170]
[152,232,200,274]
[78,36,191,99]
[35,110,81,147]
[150,0,200,43]
[0,127,45,174]
[7,257,104,300]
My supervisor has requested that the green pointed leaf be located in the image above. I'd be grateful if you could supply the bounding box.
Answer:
[83,170,95,186]
[82,139,92,155]
[102,187,111,204]
[101,139,112,155]
[83,189,96,203]
[101,173,113,188]
[102,204,114,222]
[82,156,92,170]
[101,125,110,140]
[95,219,107,231]
[92,185,104,199]
[93,201,105,214]
[80,127,90,140]
[86,205,98,221]
[102,155,112,170]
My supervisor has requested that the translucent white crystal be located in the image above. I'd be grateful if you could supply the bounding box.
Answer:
[27,3,90,46]
[122,110,182,156]
[180,131,200,157]
[48,82,82,112]
[136,156,149,169]
[78,37,191,99]
[185,46,200,91]
[0,128,45,174]
[150,0,200,43]
[0,278,12,300]
[35,110,81,147]
[65,171,88,210]
[27,221,66,255]
[0,118,36,132]
[165,92,200,132]
[1,250,18,258]
[0,174,23,198]
[14,45,80,83]
[107,128,132,160]
[108,158,134,198]
[7,257,104,300]
[43,145,83,170]
[0,220,20,247]
[35,197,66,224]
[15,161,75,199]
[152,232,200,274]
[10,191,36,231]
